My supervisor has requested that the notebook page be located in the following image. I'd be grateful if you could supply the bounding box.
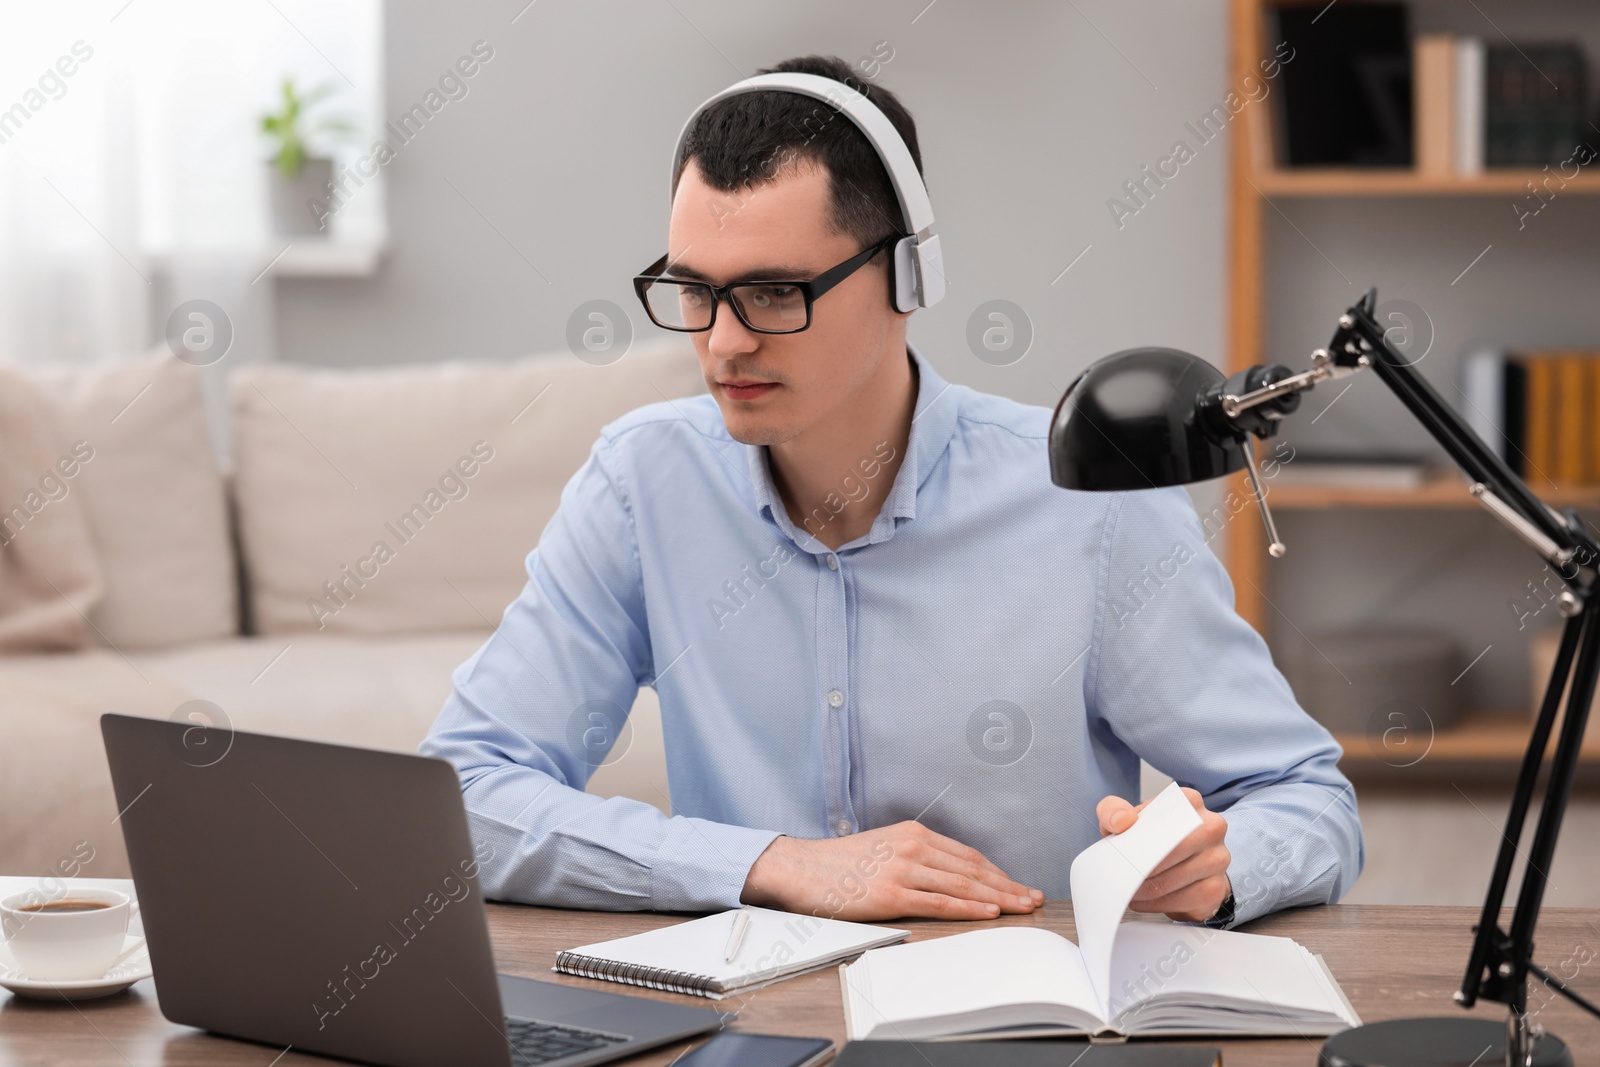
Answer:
[558,906,905,990]
[1068,780,1202,1020]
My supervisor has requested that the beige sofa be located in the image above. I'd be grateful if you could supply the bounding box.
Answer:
[0,338,705,880]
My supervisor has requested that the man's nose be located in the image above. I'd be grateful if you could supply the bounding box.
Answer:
[706,297,757,362]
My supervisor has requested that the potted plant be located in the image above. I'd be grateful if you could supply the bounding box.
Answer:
[261,79,356,236]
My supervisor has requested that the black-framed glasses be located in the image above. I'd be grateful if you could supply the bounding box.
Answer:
[632,234,899,334]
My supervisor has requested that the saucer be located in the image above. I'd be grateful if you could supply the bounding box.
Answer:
[0,935,152,1001]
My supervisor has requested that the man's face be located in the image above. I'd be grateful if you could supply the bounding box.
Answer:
[667,159,906,447]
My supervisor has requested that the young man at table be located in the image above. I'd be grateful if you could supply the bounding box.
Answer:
[421,55,1363,930]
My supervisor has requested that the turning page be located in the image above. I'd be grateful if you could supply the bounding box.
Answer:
[1069,780,1202,1020]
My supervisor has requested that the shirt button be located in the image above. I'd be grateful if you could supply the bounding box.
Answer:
[835,820,851,836]
[827,689,844,708]
[826,554,839,570]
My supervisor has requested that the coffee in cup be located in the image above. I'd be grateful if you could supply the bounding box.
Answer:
[0,888,146,981]
[16,900,112,914]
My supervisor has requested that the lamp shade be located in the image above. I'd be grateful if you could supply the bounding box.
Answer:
[1049,347,1247,491]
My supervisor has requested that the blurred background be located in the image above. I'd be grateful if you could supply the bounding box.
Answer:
[2,0,1599,908]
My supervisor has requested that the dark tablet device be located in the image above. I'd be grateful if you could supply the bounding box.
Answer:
[676,1032,834,1067]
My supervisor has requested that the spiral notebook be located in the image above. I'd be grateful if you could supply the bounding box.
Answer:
[554,906,907,999]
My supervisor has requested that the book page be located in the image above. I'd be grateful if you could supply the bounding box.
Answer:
[1107,921,1354,1031]
[1069,780,1201,1020]
[842,927,1101,1038]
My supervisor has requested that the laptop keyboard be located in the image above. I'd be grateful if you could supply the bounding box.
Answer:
[505,1017,629,1065]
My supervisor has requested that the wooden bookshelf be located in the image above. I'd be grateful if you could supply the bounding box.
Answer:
[1226,0,1600,768]
[1268,474,1600,510]
[1332,710,1600,773]
[1250,167,1600,197]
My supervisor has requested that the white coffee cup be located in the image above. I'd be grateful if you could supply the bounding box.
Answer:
[0,887,146,982]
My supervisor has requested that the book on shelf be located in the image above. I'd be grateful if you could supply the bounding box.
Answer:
[1414,33,1456,175]
[838,783,1360,1041]
[1460,348,1525,472]
[1527,355,1557,485]
[1268,10,1592,176]
[1459,349,1600,490]
[1271,2,1412,167]
[1433,35,1589,173]
[1425,33,1491,175]
[1485,43,1588,168]
[1271,451,1432,490]
[1589,359,1600,488]
[1455,36,1486,175]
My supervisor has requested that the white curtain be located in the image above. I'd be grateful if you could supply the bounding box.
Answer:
[0,0,382,442]
[0,21,146,367]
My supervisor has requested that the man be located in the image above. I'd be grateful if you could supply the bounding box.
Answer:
[421,54,1362,929]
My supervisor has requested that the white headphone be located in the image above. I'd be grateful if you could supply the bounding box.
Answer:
[670,71,946,314]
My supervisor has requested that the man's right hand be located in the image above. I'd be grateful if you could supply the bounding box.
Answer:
[739,822,1044,921]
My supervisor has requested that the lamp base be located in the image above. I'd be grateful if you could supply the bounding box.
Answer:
[1320,1018,1571,1067]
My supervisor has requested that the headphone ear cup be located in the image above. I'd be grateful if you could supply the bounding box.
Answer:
[913,234,944,309]
[891,235,919,313]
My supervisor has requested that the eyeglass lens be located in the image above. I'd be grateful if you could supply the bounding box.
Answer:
[640,280,808,333]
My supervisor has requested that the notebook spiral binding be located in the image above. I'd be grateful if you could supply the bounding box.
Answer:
[553,950,722,997]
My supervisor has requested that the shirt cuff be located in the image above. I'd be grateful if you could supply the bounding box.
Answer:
[648,816,784,912]
[1216,807,1289,927]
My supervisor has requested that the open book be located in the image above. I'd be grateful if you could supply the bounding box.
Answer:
[841,782,1361,1040]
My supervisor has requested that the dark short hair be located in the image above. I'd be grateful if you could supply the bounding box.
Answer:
[672,54,923,251]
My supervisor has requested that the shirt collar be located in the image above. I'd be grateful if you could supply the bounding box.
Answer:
[743,339,959,548]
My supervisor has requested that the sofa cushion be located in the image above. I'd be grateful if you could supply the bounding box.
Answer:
[0,633,671,880]
[0,364,104,652]
[23,350,237,648]
[231,337,705,636]
[133,632,492,749]
[134,632,669,811]
[0,649,194,883]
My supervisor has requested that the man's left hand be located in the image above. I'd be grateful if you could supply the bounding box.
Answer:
[1095,786,1231,923]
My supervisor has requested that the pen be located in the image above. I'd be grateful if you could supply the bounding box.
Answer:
[723,908,750,962]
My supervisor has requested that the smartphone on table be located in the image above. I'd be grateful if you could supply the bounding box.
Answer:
[673,1031,834,1067]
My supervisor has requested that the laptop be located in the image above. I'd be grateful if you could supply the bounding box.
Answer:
[101,713,724,1067]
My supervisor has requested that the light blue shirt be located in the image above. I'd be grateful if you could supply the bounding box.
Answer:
[421,342,1363,927]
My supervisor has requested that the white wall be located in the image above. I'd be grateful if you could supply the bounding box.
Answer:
[288,0,1600,719]
[275,0,1232,420]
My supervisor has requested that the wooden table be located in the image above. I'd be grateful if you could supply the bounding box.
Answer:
[3,903,1599,1066]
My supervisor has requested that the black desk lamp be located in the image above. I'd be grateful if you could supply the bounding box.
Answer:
[1049,288,1600,1067]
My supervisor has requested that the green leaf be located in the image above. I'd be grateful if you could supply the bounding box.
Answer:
[262,77,356,171]
[313,117,358,136]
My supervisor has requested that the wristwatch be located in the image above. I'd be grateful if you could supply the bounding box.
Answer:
[1199,878,1235,929]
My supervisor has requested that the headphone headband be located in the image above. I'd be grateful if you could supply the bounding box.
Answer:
[669,71,945,311]
[670,71,935,237]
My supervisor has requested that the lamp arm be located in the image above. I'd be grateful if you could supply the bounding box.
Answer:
[1221,289,1600,1062]
[1222,289,1584,558]
[1315,290,1600,1060]
[1328,289,1580,555]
